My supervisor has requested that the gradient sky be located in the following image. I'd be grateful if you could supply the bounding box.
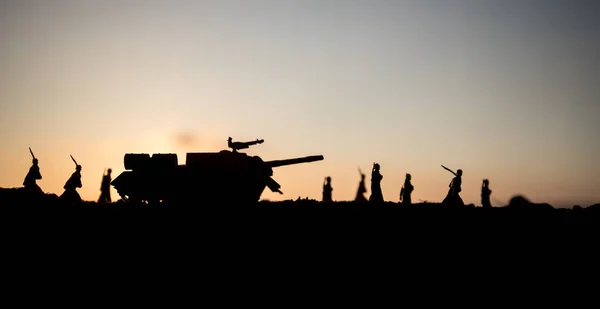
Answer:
[1,0,599,207]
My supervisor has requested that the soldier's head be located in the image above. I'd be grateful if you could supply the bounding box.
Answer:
[457,169,463,176]
[76,165,82,171]
[483,179,489,185]
[373,163,380,171]
[326,176,331,182]
[406,173,411,180]
[107,168,112,175]
[32,158,38,164]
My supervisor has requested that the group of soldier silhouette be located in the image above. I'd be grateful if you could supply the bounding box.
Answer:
[22,148,112,204]
[22,146,492,206]
[323,163,493,207]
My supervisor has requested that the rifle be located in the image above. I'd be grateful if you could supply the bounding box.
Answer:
[100,168,107,190]
[29,147,36,160]
[70,155,79,166]
[441,165,456,176]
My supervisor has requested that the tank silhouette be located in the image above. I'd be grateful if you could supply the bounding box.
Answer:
[110,137,324,204]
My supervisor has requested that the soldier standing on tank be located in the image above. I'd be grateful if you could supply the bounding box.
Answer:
[400,173,414,205]
[60,162,83,203]
[369,163,384,203]
[481,179,492,208]
[322,176,333,202]
[98,168,112,204]
[441,165,464,206]
[355,168,367,202]
[23,157,43,193]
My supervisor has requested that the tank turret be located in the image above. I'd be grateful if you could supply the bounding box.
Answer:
[111,137,324,205]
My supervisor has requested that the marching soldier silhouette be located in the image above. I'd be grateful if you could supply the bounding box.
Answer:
[322,176,333,202]
[59,155,83,203]
[400,173,414,205]
[23,147,43,193]
[369,163,384,203]
[441,165,464,206]
[98,168,112,204]
[355,167,367,202]
[481,179,492,208]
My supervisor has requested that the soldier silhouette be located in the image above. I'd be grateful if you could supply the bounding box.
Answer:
[481,179,492,208]
[400,173,414,205]
[23,156,43,193]
[98,168,112,204]
[355,168,367,202]
[441,165,464,206]
[60,156,83,203]
[369,163,384,203]
[322,176,333,202]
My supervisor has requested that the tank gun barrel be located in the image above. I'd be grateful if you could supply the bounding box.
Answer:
[265,155,324,168]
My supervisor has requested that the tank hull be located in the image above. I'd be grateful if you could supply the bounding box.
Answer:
[111,165,269,204]
[111,150,323,205]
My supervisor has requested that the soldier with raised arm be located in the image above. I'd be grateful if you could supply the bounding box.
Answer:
[23,148,42,193]
[441,165,464,206]
[60,155,83,203]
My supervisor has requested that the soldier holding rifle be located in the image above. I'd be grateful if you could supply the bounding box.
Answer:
[23,147,43,193]
[441,165,464,206]
[59,155,83,203]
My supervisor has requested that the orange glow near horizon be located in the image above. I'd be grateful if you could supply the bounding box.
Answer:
[1,1,599,207]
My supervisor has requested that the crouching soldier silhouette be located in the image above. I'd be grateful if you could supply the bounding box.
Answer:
[59,155,83,204]
[98,168,112,204]
[400,173,413,205]
[441,165,464,207]
[23,147,43,193]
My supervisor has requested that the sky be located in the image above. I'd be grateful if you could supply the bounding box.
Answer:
[1,0,599,207]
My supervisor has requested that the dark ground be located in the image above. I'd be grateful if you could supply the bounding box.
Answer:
[2,187,599,289]
[2,187,599,230]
